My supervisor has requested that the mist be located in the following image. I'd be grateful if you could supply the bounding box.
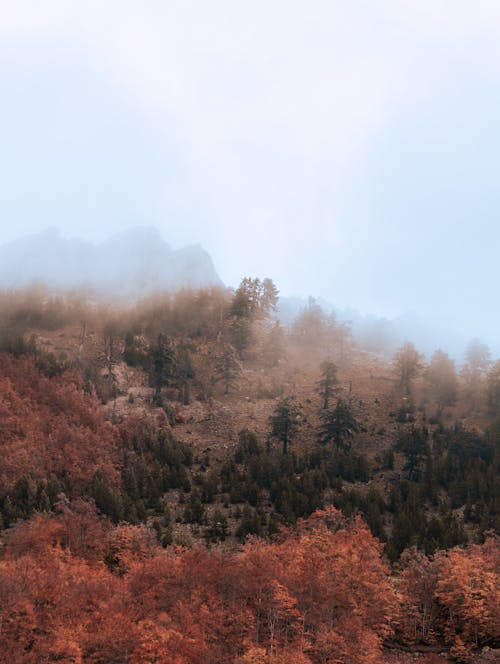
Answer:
[1,2,499,359]
[0,227,221,295]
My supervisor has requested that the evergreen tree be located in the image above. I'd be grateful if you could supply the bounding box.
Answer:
[214,344,242,395]
[149,333,177,402]
[175,344,195,404]
[262,321,286,367]
[397,427,429,481]
[260,278,279,317]
[318,398,359,451]
[486,360,500,416]
[316,359,339,412]
[269,397,302,455]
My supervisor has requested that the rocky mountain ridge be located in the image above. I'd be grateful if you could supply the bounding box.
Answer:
[0,226,222,294]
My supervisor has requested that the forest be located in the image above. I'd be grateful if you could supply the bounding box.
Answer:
[0,281,499,663]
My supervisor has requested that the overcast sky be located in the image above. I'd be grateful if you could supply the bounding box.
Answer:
[1,1,499,346]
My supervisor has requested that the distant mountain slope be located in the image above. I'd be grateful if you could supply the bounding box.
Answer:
[0,227,223,293]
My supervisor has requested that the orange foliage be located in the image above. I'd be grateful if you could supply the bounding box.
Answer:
[397,535,500,658]
[1,495,498,662]
[0,353,121,493]
[434,536,500,653]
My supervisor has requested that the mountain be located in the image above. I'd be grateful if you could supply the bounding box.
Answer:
[0,227,223,294]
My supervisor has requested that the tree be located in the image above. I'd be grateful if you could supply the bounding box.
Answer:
[230,277,263,320]
[434,536,500,653]
[486,360,500,416]
[262,321,286,367]
[316,360,339,412]
[425,349,458,412]
[290,299,328,350]
[214,344,242,395]
[230,277,280,356]
[397,427,429,481]
[269,397,302,455]
[465,338,491,371]
[149,333,177,402]
[462,339,491,413]
[318,398,359,451]
[175,343,195,404]
[393,342,423,397]
[260,278,279,317]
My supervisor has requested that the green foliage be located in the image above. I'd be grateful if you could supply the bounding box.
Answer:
[316,359,339,411]
[175,343,195,404]
[269,396,302,455]
[397,426,429,481]
[91,471,123,523]
[183,488,205,524]
[149,333,177,401]
[204,509,229,543]
[235,428,261,463]
[318,398,359,451]
[213,343,241,395]
[123,333,150,369]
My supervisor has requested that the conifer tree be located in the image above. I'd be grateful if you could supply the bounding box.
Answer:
[269,397,302,455]
[316,359,339,412]
[318,398,359,451]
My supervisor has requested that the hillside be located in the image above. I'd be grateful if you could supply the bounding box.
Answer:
[0,282,499,663]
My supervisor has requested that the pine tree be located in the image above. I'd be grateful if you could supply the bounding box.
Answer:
[214,344,242,395]
[316,360,339,412]
[149,333,177,402]
[318,398,359,451]
[269,397,302,455]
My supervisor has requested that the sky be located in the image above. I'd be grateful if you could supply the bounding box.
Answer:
[1,1,500,350]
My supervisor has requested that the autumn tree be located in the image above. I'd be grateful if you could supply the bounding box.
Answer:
[434,536,500,655]
[230,277,263,319]
[393,341,423,397]
[290,299,328,351]
[461,339,491,413]
[425,349,458,412]
[230,277,280,356]
[262,321,287,367]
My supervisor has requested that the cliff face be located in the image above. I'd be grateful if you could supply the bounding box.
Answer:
[0,227,223,294]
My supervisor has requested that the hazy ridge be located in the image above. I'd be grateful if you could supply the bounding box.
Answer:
[0,226,222,295]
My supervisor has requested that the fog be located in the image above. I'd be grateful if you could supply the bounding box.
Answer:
[0,227,221,295]
[1,2,499,358]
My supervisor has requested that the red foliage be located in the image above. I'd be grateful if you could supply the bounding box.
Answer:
[0,353,121,493]
[0,354,498,663]
[0,507,403,663]
[397,535,500,659]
